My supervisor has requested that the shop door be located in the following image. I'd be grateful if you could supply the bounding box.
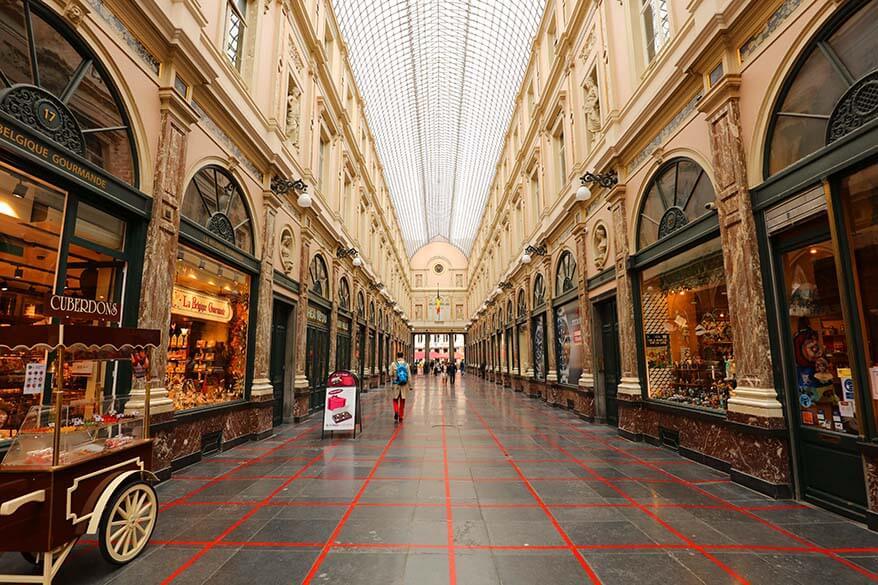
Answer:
[532,313,547,380]
[336,333,352,371]
[269,301,292,426]
[773,217,866,518]
[596,298,621,426]
[357,325,366,382]
[306,325,330,411]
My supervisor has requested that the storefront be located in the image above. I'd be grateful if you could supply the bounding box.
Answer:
[368,301,376,385]
[170,166,257,413]
[356,292,366,385]
[515,289,527,391]
[632,158,732,412]
[531,273,548,393]
[306,255,330,411]
[336,278,352,371]
[0,0,149,438]
[553,251,583,390]
[505,301,514,382]
[752,0,878,524]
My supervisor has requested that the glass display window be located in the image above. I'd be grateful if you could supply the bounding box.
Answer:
[167,246,250,410]
[555,301,583,386]
[640,238,734,411]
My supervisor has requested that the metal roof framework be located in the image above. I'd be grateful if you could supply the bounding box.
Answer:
[333,0,545,256]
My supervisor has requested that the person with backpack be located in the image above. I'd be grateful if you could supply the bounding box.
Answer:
[391,351,411,423]
[447,360,457,385]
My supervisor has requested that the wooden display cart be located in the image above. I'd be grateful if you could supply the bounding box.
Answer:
[0,323,161,584]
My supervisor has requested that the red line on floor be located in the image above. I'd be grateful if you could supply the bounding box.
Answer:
[442,410,457,585]
[301,424,403,585]
[160,444,331,584]
[469,404,602,585]
[548,411,878,582]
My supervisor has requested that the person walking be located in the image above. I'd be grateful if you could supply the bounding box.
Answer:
[447,360,457,385]
[440,360,448,384]
[460,360,465,376]
[391,351,410,423]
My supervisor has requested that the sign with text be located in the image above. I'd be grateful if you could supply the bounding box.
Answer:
[46,294,120,322]
[171,287,232,323]
[323,371,358,433]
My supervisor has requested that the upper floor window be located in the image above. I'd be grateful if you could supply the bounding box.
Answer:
[182,166,254,253]
[552,115,567,184]
[641,0,670,63]
[309,254,329,298]
[225,0,247,70]
[555,251,577,296]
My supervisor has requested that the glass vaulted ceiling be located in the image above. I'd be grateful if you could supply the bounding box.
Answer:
[332,0,546,257]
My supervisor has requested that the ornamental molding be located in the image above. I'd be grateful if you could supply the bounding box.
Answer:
[827,71,878,144]
[0,85,85,154]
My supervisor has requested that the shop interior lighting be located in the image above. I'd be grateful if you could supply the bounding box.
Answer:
[11,180,27,199]
[332,0,545,255]
[198,259,206,271]
[0,280,7,292]
[13,267,22,279]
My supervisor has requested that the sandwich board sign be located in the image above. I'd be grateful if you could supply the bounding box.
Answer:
[323,370,360,437]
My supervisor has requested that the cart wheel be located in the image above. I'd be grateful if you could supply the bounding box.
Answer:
[98,481,157,565]
[20,551,42,566]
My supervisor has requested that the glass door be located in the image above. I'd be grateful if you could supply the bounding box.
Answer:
[774,215,865,517]
[597,297,621,426]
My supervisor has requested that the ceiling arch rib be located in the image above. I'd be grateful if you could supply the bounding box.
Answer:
[332,0,545,257]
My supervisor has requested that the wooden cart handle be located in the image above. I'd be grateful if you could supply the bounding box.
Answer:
[0,489,45,516]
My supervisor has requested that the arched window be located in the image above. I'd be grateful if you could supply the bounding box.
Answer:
[182,166,254,253]
[517,289,527,318]
[766,0,878,176]
[379,310,384,329]
[506,301,514,322]
[357,292,366,320]
[369,301,375,324]
[555,251,577,295]
[533,273,546,307]
[637,158,716,249]
[309,254,329,297]
[0,0,137,183]
[339,277,351,310]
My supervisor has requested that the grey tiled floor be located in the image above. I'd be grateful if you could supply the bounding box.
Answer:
[4,374,878,584]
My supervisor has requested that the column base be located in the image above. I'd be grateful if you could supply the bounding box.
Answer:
[250,377,274,398]
[125,379,174,416]
[617,376,642,397]
[727,385,784,421]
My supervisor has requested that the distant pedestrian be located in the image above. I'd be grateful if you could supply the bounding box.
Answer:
[391,352,410,423]
[447,361,457,385]
[460,361,465,376]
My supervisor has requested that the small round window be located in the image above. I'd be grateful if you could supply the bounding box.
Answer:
[433,264,445,274]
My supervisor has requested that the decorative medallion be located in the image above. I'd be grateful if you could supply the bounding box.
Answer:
[827,71,878,144]
[0,85,85,154]
[433,263,444,274]
[658,206,688,239]
[207,212,236,245]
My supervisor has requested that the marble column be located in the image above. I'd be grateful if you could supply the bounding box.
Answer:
[249,193,279,399]
[700,76,783,424]
[543,258,558,405]
[350,289,359,372]
[574,216,596,417]
[609,186,642,399]
[292,226,312,419]
[327,261,339,373]
[425,332,431,367]
[131,88,198,420]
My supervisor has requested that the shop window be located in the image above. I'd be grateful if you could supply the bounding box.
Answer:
[517,289,527,318]
[309,254,329,298]
[554,252,581,385]
[357,292,365,320]
[533,273,546,307]
[182,166,254,254]
[638,158,716,249]
[640,239,733,411]
[74,201,126,251]
[766,0,878,176]
[0,0,136,183]
[167,247,250,410]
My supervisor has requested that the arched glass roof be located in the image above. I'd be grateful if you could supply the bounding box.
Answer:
[333,0,545,256]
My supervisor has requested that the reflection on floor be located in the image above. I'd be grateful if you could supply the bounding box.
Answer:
[5,374,878,584]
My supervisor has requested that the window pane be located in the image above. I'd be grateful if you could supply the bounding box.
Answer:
[827,0,878,81]
[841,164,878,435]
[779,50,846,116]
[74,201,125,251]
[641,239,733,411]
[769,115,829,176]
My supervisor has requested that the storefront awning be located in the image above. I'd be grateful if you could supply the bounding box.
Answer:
[0,324,161,355]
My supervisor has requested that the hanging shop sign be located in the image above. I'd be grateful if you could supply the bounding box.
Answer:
[47,294,120,322]
[171,287,232,323]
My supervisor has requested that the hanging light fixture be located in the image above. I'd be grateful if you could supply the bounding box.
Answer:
[0,280,8,292]
[13,267,23,279]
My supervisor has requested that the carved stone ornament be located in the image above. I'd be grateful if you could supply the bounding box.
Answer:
[593,223,609,269]
[583,76,601,137]
[827,71,878,144]
[0,85,85,154]
[280,226,295,276]
[285,84,301,146]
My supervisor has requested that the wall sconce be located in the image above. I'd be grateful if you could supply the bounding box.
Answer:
[577,169,618,201]
[498,281,513,291]
[271,175,310,207]
[369,282,384,291]
[521,242,548,264]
